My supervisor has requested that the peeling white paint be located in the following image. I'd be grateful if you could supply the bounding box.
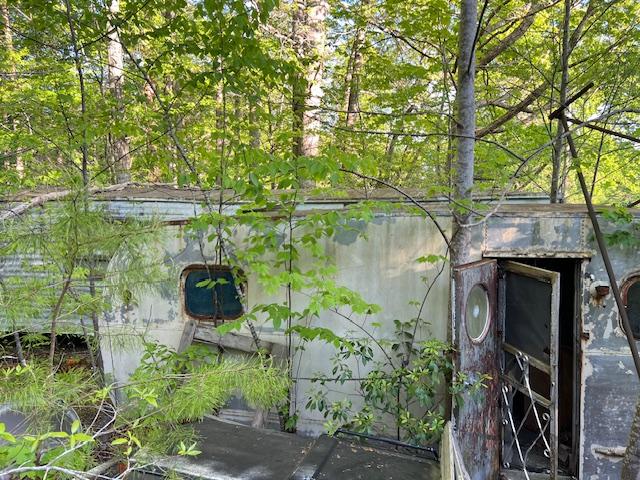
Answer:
[100,216,452,436]
[590,444,625,463]
[579,355,594,480]
[601,310,615,340]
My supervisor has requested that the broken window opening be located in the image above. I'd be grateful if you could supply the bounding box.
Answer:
[183,266,244,322]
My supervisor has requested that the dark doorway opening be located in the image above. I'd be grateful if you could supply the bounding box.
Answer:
[499,257,581,477]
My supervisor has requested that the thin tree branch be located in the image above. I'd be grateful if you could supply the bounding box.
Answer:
[339,168,451,249]
[476,83,548,137]
[0,182,135,222]
[478,1,538,68]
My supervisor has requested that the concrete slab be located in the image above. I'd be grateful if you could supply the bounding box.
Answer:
[315,439,439,479]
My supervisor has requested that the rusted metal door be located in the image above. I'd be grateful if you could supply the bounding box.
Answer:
[500,261,560,479]
[453,259,500,480]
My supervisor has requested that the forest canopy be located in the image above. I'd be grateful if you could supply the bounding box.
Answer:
[1,0,639,204]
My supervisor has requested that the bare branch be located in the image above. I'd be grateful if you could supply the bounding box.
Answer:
[0,182,135,222]
[339,167,451,249]
[478,1,538,68]
[476,83,548,138]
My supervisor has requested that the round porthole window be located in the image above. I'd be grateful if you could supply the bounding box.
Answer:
[466,284,490,342]
[622,276,640,340]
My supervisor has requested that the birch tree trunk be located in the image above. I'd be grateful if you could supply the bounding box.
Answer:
[292,0,329,160]
[450,0,477,267]
[107,0,131,184]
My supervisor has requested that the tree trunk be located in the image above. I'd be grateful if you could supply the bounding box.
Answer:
[551,0,571,203]
[291,0,306,159]
[292,0,329,162]
[451,0,477,267]
[64,0,90,184]
[249,103,261,149]
[216,83,225,158]
[622,395,640,479]
[344,6,367,128]
[107,0,131,184]
[13,332,26,366]
[385,105,415,165]
[1,0,23,175]
[49,275,72,368]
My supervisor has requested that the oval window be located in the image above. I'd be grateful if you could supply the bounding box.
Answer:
[623,276,640,340]
[466,284,490,342]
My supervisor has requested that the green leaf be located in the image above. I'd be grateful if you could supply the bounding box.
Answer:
[72,433,94,443]
[0,431,16,443]
[71,419,81,434]
[42,431,69,439]
[216,318,244,335]
[416,254,447,264]
[249,172,260,187]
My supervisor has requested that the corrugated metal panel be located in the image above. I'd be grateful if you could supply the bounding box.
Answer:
[0,253,108,333]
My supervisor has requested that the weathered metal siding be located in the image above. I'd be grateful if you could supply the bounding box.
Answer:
[483,212,588,257]
[0,253,109,334]
[482,209,640,478]
[580,217,640,479]
[100,213,453,436]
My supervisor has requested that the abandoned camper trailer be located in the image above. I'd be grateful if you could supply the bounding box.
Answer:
[2,186,640,479]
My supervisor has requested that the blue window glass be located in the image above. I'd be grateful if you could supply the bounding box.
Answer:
[184,268,243,319]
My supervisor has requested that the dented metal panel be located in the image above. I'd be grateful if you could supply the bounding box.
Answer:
[453,259,499,480]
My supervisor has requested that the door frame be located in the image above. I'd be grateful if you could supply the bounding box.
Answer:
[500,260,560,476]
[492,256,585,478]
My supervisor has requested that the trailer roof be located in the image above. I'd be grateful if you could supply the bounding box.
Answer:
[2,185,636,219]
[2,184,547,203]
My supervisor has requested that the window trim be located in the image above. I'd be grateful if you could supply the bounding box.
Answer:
[621,274,640,340]
[181,265,245,322]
